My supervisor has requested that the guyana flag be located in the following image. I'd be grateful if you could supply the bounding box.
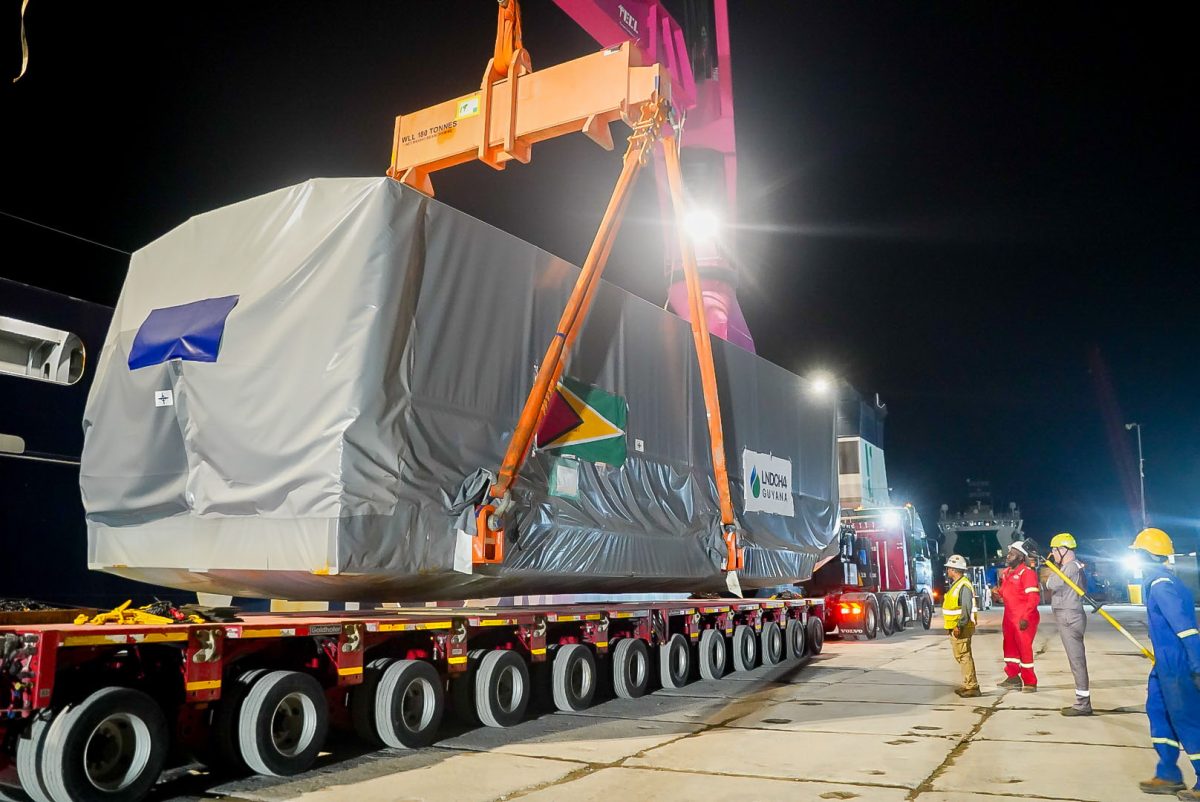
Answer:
[535,376,628,467]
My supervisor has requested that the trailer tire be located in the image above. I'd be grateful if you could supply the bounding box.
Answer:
[760,622,785,666]
[698,629,727,680]
[40,687,169,802]
[785,618,807,660]
[451,650,487,726]
[475,650,530,728]
[351,659,393,747]
[860,597,879,640]
[918,592,934,630]
[807,617,825,655]
[238,671,328,777]
[659,633,691,688]
[552,644,597,711]
[371,660,445,748]
[731,625,758,672]
[879,595,896,637]
[209,667,271,774]
[16,710,56,802]
[612,638,651,699]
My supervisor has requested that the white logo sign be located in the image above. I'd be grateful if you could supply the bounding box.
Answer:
[154,389,174,407]
[742,449,794,517]
[617,4,638,35]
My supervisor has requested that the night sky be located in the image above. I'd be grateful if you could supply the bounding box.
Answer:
[3,2,1196,555]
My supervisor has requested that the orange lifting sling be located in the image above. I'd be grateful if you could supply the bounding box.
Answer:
[474,102,743,574]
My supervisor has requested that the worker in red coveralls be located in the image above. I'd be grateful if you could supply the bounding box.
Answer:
[994,540,1041,691]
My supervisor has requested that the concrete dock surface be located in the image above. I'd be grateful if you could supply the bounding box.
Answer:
[159,605,1193,802]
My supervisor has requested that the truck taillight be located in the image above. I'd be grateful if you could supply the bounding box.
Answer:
[838,603,862,616]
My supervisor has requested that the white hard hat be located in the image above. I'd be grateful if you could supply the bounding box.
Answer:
[945,554,968,570]
[1010,541,1029,556]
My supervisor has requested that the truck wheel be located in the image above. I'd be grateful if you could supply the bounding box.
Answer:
[659,633,691,688]
[41,687,169,802]
[17,710,57,802]
[371,660,445,748]
[785,618,807,660]
[807,617,825,655]
[351,659,393,746]
[860,597,879,640]
[238,671,329,777]
[450,649,486,726]
[894,598,909,631]
[475,650,529,728]
[698,629,727,680]
[552,644,597,711]
[612,638,651,699]
[760,622,785,666]
[879,596,896,637]
[731,625,758,672]
[210,668,271,774]
[918,592,934,630]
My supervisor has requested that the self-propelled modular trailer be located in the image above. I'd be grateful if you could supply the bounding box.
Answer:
[0,597,826,801]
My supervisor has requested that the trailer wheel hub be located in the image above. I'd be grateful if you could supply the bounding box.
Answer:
[271,691,318,757]
[401,676,437,730]
[84,711,152,792]
[496,665,524,714]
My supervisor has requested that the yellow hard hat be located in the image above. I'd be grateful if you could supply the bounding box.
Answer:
[1050,533,1077,550]
[1129,527,1173,557]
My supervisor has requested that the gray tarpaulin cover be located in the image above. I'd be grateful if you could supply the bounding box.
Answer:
[81,178,838,600]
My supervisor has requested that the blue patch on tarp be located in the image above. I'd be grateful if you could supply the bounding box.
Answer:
[128,295,239,370]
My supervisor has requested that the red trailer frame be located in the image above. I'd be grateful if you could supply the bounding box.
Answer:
[0,597,825,800]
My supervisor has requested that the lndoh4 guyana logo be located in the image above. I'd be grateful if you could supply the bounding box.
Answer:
[742,449,794,517]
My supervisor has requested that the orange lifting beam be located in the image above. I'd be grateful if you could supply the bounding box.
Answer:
[387,41,667,195]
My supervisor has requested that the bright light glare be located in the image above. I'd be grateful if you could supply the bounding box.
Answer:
[808,372,835,396]
[1122,554,1141,573]
[683,208,719,241]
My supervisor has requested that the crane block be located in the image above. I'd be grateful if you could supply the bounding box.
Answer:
[387,42,669,195]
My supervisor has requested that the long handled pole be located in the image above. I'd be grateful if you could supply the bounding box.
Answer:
[1040,557,1155,663]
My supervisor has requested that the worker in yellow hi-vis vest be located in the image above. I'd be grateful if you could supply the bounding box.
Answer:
[943,554,981,698]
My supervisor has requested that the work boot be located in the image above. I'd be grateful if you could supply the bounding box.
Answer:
[1021,684,1038,693]
[1138,777,1185,795]
[955,687,982,698]
[1176,790,1200,800]
[1060,705,1092,716]
[997,676,1023,689]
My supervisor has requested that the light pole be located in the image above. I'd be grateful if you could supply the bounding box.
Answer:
[1125,422,1146,529]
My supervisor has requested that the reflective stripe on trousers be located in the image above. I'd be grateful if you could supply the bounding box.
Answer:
[1054,607,1089,694]
[1147,672,1200,786]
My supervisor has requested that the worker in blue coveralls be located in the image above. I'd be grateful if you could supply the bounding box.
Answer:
[1129,527,1200,798]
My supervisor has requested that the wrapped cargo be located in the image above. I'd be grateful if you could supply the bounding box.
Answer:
[81,178,838,600]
